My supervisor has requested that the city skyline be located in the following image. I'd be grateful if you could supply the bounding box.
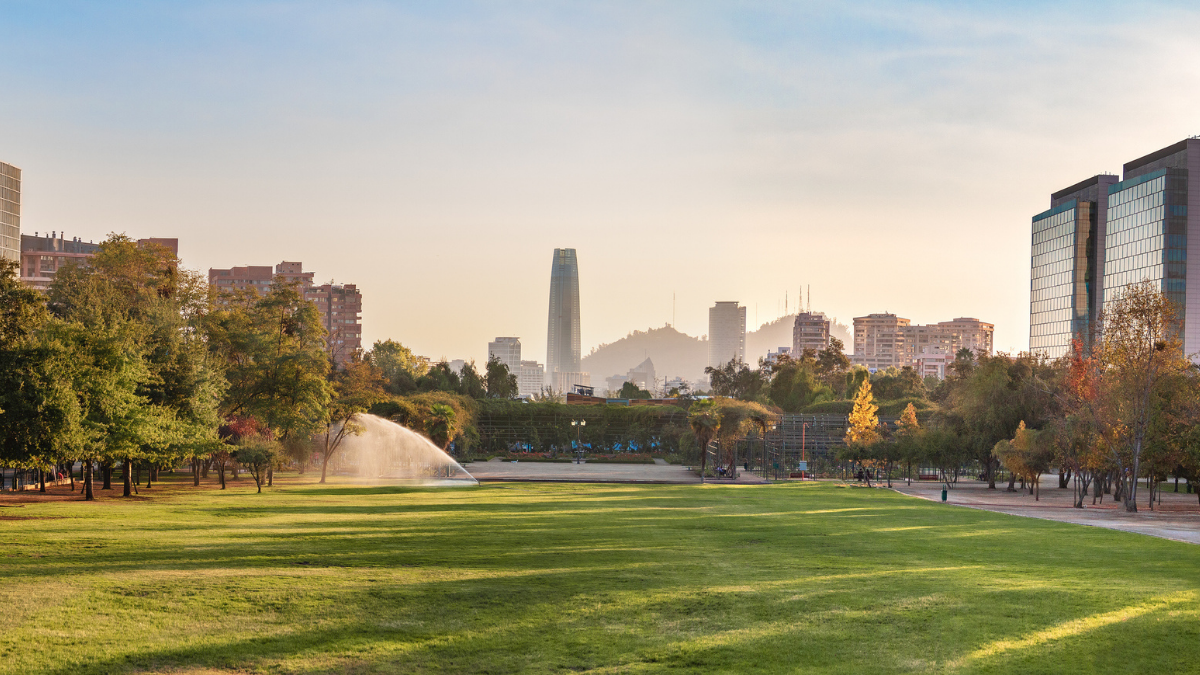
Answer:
[5,3,1200,366]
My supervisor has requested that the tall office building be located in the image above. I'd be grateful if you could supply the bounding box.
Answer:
[546,248,582,381]
[708,301,747,367]
[792,311,831,355]
[1030,138,1200,358]
[488,337,522,371]
[0,162,20,264]
[1029,175,1117,357]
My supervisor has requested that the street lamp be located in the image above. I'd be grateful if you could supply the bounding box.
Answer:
[571,419,587,463]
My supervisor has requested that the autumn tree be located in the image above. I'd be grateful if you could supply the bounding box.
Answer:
[318,356,388,482]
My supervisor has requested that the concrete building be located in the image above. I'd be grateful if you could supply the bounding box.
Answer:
[853,314,993,371]
[488,337,522,372]
[604,374,629,397]
[546,248,583,385]
[1030,138,1200,359]
[708,301,747,367]
[209,261,362,367]
[765,347,791,366]
[852,313,911,370]
[20,233,176,290]
[915,347,954,380]
[792,311,831,356]
[19,232,99,290]
[1,162,19,264]
[517,360,545,398]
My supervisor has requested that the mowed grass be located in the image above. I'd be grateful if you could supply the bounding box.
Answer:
[1,478,1199,674]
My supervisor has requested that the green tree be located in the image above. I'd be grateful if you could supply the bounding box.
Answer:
[233,434,277,494]
[369,339,428,394]
[617,381,652,400]
[705,359,768,401]
[485,356,519,399]
[816,338,852,395]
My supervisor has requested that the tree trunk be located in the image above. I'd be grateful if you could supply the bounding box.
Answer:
[145,464,152,489]
[102,463,112,490]
[68,463,75,491]
[986,457,996,489]
[218,462,226,489]
[83,460,94,501]
[201,459,209,478]
[1058,470,1069,489]
[192,459,200,487]
[1006,472,1017,492]
[320,451,332,484]
[39,468,46,493]
[267,466,273,487]
[122,460,132,497]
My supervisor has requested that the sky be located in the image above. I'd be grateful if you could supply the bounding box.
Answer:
[5,1,1200,368]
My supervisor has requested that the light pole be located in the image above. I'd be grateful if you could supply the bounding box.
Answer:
[801,421,810,479]
[571,419,586,463]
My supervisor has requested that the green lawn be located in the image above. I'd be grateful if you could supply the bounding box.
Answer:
[1,477,1198,674]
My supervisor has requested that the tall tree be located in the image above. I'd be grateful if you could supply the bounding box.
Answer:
[688,399,722,483]
[368,339,428,394]
[484,356,519,399]
[845,380,881,446]
[1095,280,1189,512]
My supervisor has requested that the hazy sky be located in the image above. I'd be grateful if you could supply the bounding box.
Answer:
[6,1,1200,369]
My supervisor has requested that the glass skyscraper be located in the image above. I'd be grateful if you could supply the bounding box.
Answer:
[0,162,19,264]
[1031,138,1200,359]
[1029,175,1115,358]
[546,248,581,378]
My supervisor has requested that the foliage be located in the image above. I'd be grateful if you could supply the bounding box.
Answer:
[705,358,767,402]
[767,353,834,412]
[232,434,278,494]
[845,379,881,446]
[484,356,519,399]
[617,380,652,400]
[687,399,721,479]
[367,339,429,395]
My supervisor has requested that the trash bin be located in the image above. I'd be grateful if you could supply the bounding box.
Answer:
[744,462,749,471]
[941,487,948,502]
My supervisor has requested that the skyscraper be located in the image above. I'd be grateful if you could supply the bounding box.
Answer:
[1030,138,1200,358]
[708,301,747,367]
[0,162,20,264]
[546,248,582,380]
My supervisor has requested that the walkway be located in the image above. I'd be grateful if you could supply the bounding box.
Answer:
[892,478,1200,545]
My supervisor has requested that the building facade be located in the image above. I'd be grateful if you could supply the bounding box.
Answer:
[1030,138,1200,358]
[488,337,522,372]
[1029,175,1117,358]
[853,314,993,370]
[546,248,583,384]
[517,360,545,398]
[552,371,591,394]
[792,311,831,355]
[20,233,176,290]
[852,313,911,370]
[0,162,19,264]
[708,301,747,367]
[209,261,362,366]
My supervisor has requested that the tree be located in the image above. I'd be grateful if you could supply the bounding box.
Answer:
[233,434,277,493]
[896,402,922,485]
[368,340,428,394]
[1095,280,1190,512]
[688,399,722,482]
[767,354,833,412]
[845,379,881,446]
[705,359,768,401]
[993,421,1055,500]
[618,381,652,400]
[427,404,458,451]
[484,356,519,399]
[207,279,332,445]
[815,338,851,395]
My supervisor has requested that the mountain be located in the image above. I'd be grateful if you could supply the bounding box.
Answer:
[583,313,853,387]
[582,324,708,383]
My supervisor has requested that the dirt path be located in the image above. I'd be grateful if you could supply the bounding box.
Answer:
[892,478,1200,545]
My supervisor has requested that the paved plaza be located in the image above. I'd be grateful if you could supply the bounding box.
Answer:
[893,477,1200,545]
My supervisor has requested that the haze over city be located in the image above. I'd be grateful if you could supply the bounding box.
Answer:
[5,1,1200,365]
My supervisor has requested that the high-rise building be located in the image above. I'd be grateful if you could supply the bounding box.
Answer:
[852,313,911,370]
[708,301,747,367]
[488,337,522,372]
[209,261,362,367]
[0,162,19,264]
[792,311,831,355]
[1029,175,1117,358]
[1030,138,1200,358]
[546,248,582,382]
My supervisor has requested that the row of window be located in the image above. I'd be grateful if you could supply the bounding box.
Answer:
[1108,192,1164,223]
[1106,234,1163,267]
[1031,307,1073,324]
[1030,294,1077,314]
[1032,270,1074,292]
[1031,280,1076,303]
[1109,174,1165,207]
[1031,210,1075,245]
[1104,250,1164,277]
[1032,256,1082,278]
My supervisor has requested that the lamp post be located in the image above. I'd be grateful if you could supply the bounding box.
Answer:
[571,419,586,463]
[801,421,810,479]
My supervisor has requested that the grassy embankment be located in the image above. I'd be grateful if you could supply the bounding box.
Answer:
[1,476,1198,673]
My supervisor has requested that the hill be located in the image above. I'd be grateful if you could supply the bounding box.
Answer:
[582,324,708,383]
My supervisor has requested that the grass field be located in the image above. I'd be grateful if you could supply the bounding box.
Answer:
[1,477,1198,674]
